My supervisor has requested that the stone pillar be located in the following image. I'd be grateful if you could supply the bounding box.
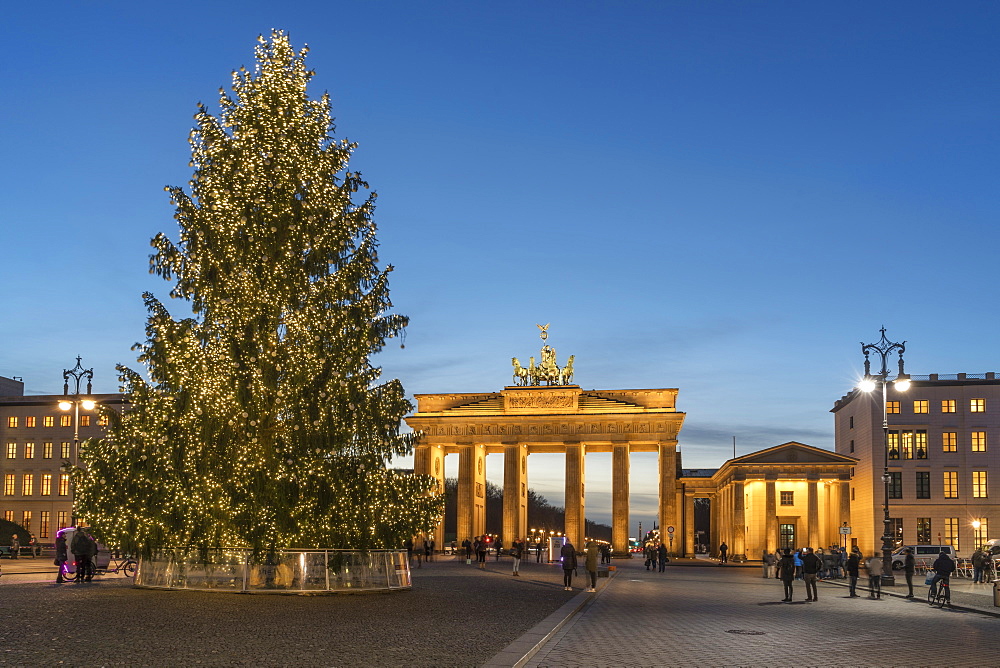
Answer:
[611,442,630,556]
[657,441,678,542]
[710,492,719,556]
[839,479,851,540]
[503,443,528,543]
[808,478,820,549]
[684,491,696,557]
[457,443,487,542]
[733,479,746,561]
[564,443,586,550]
[413,444,446,550]
[765,478,777,554]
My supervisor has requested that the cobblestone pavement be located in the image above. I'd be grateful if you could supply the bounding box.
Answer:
[0,555,578,667]
[520,560,999,668]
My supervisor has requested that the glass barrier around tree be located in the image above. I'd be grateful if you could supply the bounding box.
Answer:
[135,548,411,593]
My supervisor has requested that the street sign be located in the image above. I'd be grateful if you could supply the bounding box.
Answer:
[839,526,852,535]
[667,526,675,534]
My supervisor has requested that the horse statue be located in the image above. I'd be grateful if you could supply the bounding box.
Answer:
[560,355,575,385]
[536,345,561,385]
[511,357,529,386]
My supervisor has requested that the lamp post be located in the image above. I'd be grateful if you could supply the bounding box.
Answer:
[58,357,94,526]
[858,328,910,587]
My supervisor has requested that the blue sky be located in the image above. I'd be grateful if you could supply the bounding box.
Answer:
[2,2,997,527]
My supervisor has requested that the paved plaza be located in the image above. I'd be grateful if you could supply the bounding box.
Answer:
[1,555,998,666]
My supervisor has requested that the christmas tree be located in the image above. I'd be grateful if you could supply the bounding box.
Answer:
[75,31,443,556]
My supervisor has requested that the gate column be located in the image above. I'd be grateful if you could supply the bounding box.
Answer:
[413,444,446,550]
[503,443,528,542]
[457,443,487,542]
[564,443,585,549]
[658,440,679,544]
[611,442,630,556]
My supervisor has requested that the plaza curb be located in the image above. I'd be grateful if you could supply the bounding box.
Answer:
[820,577,1000,619]
[481,572,615,668]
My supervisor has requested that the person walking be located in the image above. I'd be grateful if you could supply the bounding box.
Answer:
[657,542,668,573]
[903,548,916,597]
[494,538,503,561]
[476,536,488,570]
[866,555,882,599]
[560,540,578,590]
[847,551,860,597]
[644,543,656,570]
[511,538,522,577]
[776,548,795,602]
[54,531,68,584]
[584,540,599,592]
[719,541,729,564]
[462,537,472,562]
[801,547,821,601]
[71,528,97,582]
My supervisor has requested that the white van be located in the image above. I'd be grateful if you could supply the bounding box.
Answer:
[890,545,956,569]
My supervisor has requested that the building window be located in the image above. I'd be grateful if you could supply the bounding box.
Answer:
[886,401,900,414]
[850,439,855,453]
[941,399,956,413]
[60,442,70,459]
[2,510,11,522]
[915,431,927,459]
[98,414,109,427]
[913,400,928,414]
[944,518,959,552]
[943,471,959,498]
[917,518,932,544]
[43,416,54,427]
[60,415,71,427]
[779,523,795,549]
[23,442,34,459]
[21,474,33,496]
[21,510,31,530]
[973,519,989,549]
[973,471,988,498]
[3,474,14,496]
[851,487,855,501]
[888,431,899,459]
[901,432,913,460]
[971,398,986,413]
[972,431,987,452]
[43,442,52,459]
[58,474,70,496]
[40,511,50,539]
[849,416,854,429]
[942,432,957,452]
[57,511,69,530]
[780,491,794,506]
[80,415,91,427]
[5,442,15,459]
[888,472,902,499]
[25,416,35,428]
[40,473,52,496]
[916,472,930,499]
[889,518,903,546]
[7,417,17,428]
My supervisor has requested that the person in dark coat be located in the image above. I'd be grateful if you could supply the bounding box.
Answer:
[719,541,729,564]
[560,540,578,590]
[847,551,860,597]
[476,536,488,570]
[930,550,956,604]
[776,548,795,601]
[904,548,916,598]
[71,528,98,582]
[657,542,669,573]
[54,532,69,583]
[462,538,472,561]
[801,547,822,601]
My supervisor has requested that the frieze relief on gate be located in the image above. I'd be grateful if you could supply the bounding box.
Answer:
[502,387,581,414]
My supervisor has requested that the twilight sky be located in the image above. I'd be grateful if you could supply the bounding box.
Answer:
[2,2,997,528]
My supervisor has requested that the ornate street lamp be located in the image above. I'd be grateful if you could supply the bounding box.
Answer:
[58,356,94,525]
[858,328,909,587]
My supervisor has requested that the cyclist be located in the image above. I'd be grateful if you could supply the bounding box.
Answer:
[929,549,956,605]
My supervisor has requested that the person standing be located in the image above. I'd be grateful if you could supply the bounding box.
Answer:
[462,537,472,561]
[657,542,668,573]
[476,536,488,570]
[776,548,795,602]
[54,531,68,584]
[495,537,503,561]
[847,551,860,597]
[972,547,986,584]
[903,548,916,598]
[866,555,882,599]
[560,540,577,591]
[801,547,821,601]
[584,540,599,592]
[10,534,19,559]
[719,541,728,564]
[536,539,544,563]
[404,538,414,564]
[761,549,774,578]
[511,539,522,577]
[428,539,435,562]
[71,528,97,582]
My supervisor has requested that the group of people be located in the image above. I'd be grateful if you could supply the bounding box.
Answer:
[761,545,852,580]
[642,542,670,573]
[559,539,603,592]
[54,527,98,583]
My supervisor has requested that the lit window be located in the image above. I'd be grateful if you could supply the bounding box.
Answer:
[2,510,11,522]
[943,471,959,498]
[973,518,989,549]
[58,474,70,496]
[57,511,69,530]
[941,400,956,413]
[888,431,899,459]
[25,416,35,428]
[80,415,91,427]
[886,401,900,414]
[888,472,902,499]
[942,432,957,452]
[780,491,794,506]
[40,511,50,539]
[60,442,70,459]
[973,471,988,498]
[913,400,928,414]
[944,518,959,552]
[7,417,17,428]
[901,432,913,460]
[60,415,71,427]
[917,518,932,544]
[43,416,54,427]
[98,414,109,426]
[22,474,33,496]
[3,474,14,496]
[23,442,34,459]
[21,510,31,530]
[971,399,986,413]
[915,430,927,459]
[40,474,52,496]
[916,472,930,499]
[889,518,903,545]
[5,442,15,459]
[972,432,987,452]
[42,442,52,459]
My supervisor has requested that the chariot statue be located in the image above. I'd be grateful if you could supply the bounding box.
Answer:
[511,325,576,386]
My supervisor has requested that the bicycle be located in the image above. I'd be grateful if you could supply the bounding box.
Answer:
[104,554,138,578]
[927,575,950,607]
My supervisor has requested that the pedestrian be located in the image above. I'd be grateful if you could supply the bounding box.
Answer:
[801,547,821,601]
[560,540,577,591]
[903,548,916,598]
[823,548,840,579]
[776,548,795,602]
[476,535,488,570]
[404,538,414,564]
[10,533,19,559]
[585,539,599,592]
[511,538,522,576]
[761,548,774,578]
[601,543,612,565]
[536,539,544,563]
[428,539,435,562]
[972,547,986,584]
[847,551,860,597]
[423,539,431,563]
[54,531,68,583]
[462,537,472,562]
[657,542,668,573]
[495,537,503,561]
[644,543,655,570]
[866,554,882,599]
[28,534,37,559]
[793,548,803,579]
[719,541,728,564]
[71,527,97,582]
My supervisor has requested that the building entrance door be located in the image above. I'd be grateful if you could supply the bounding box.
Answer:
[779,522,796,550]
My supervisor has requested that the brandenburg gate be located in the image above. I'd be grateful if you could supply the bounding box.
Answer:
[405,326,686,554]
